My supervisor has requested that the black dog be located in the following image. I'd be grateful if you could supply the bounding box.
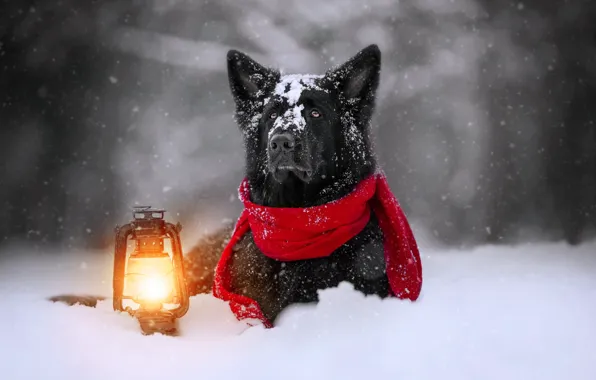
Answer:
[186,45,391,324]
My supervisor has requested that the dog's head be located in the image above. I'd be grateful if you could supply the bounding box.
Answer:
[227,45,381,207]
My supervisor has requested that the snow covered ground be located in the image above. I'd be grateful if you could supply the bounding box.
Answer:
[0,241,595,380]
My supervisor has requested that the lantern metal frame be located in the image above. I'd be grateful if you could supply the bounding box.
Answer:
[112,206,189,333]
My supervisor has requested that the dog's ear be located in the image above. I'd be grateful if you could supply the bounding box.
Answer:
[325,44,381,107]
[227,50,279,105]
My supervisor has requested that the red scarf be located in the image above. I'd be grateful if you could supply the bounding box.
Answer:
[213,173,422,328]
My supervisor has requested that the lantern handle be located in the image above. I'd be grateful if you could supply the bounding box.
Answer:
[165,222,190,319]
[113,223,134,312]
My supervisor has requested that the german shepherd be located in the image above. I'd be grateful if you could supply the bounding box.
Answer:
[185,45,392,325]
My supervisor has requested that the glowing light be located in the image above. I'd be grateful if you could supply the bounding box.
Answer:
[123,255,177,303]
[139,275,171,301]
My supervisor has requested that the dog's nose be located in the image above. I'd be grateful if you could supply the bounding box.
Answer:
[269,133,296,153]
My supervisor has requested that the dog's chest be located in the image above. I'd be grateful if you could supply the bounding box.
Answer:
[228,214,390,322]
[274,214,387,301]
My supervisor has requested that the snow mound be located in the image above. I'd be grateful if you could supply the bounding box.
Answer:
[0,241,595,380]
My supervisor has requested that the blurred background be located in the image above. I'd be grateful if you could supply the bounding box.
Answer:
[1,0,594,254]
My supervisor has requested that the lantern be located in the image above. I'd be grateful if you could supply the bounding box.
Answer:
[113,206,189,335]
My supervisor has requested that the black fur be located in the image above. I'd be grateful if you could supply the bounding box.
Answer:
[228,217,390,323]
[185,45,391,325]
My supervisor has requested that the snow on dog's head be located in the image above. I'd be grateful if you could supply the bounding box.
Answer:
[226,45,381,207]
[268,74,325,136]
[273,74,324,106]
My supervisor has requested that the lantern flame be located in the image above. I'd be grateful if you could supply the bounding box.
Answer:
[123,255,176,304]
[139,275,171,301]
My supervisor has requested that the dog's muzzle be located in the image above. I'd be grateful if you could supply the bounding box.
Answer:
[268,131,313,182]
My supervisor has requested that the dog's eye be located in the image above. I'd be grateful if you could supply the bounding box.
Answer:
[269,112,278,119]
[310,109,321,118]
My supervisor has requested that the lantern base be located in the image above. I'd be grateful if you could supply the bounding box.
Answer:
[134,309,179,336]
